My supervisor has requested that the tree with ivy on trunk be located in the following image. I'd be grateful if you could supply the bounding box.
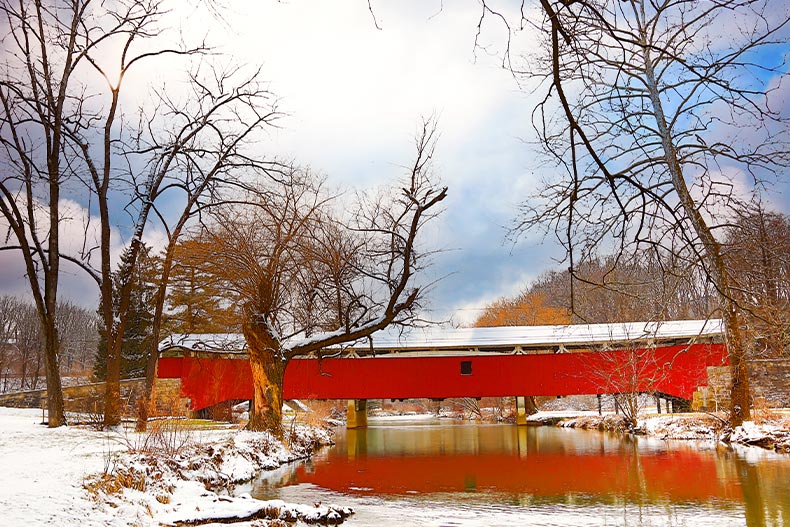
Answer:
[484,0,790,426]
[189,120,446,433]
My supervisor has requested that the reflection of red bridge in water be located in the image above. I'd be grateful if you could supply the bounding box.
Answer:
[290,428,743,502]
[157,319,727,419]
[294,449,742,501]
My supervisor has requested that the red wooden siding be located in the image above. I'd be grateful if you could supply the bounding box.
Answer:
[158,343,727,411]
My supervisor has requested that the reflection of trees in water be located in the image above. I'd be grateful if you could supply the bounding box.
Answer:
[253,460,305,493]
[730,451,790,527]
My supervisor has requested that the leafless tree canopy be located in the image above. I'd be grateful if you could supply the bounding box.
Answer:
[725,208,790,358]
[0,296,97,393]
[183,120,447,431]
[196,121,446,361]
[475,248,721,327]
[452,0,790,425]
[479,0,790,425]
[510,0,789,262]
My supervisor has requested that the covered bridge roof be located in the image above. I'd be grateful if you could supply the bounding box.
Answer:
[159,319,723,357]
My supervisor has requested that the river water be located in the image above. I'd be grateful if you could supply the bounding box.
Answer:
[252,417,790,526]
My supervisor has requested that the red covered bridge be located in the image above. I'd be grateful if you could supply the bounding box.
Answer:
[157,320,727,425]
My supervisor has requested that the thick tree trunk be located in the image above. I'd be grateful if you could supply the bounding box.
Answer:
[243,321,286,435]
[136,345,158,432]
[136,266,171,432]
[524,396,539,415]
[722,300,751,425]
[103,335,122,427]
[43,319,65,427]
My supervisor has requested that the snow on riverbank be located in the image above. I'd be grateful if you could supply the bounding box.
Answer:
[0,407,351,526]
[0,407,121,527]
[534,410,790,453]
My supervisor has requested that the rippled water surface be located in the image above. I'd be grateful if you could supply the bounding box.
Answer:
[252,418,790,526]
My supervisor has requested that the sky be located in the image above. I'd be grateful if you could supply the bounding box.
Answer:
[1,0,787,326]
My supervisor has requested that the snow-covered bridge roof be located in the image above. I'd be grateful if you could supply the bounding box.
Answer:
[159,319,723,356]
[323,318,723,352]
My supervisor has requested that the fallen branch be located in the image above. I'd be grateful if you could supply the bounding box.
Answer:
[162,497,353,525]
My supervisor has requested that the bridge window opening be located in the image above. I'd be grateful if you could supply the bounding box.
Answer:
[460,361,473,375]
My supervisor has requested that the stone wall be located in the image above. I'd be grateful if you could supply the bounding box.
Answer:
[0,377,188,417]
[150,378,190,416]
[693,359,790,411]
[748,359,790,408]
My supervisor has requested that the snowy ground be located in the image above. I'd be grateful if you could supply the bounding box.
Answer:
[2,405,787,527]
[0,407,350,527]
[0,407,124,527]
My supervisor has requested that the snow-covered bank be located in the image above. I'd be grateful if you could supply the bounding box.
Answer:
[85,424,353,526]
[532,410,790,453]
[0,407,351,526]
[0,407,121,527]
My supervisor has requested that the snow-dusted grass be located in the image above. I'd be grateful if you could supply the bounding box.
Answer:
[0,407,351,526]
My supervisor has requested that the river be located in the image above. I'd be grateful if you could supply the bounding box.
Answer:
[251,417,790,526]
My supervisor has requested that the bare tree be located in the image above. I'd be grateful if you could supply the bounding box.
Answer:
[0,0,89,425]
[130,70,280,431]
[479,249,718,328]
[725,207,790,358]
[503,0,790,425]
[583,343,673,430]
[10,302,43,391]
[56,301,99,376]
[55,1,206,428]
[0,296,98,392]
[190,121,447,433]
[0,0,280,427]
[0,296,19,391]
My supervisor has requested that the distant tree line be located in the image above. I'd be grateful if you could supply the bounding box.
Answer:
[475,209,790,359]
[0,296,97,393]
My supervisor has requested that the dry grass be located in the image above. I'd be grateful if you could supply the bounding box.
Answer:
[84,468,148,498]
[119,418,194,457]
[299,400,343,427]
[751,397,790,427]
[560,414,630,432]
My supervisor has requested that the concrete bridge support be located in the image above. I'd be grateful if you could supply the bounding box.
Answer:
[347,399,368,429]
[515,396,537,426]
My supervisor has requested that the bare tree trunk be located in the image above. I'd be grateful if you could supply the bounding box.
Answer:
[137,254,174,432]
[19,350,28,391]
[243,321,286,435]
[104,340,122,426]
[32,343,43,390]
[722,303,751,425]
[524,396,539,416]
[42,320,65,426]
[642,54,751,426]
[136,352,157,431]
